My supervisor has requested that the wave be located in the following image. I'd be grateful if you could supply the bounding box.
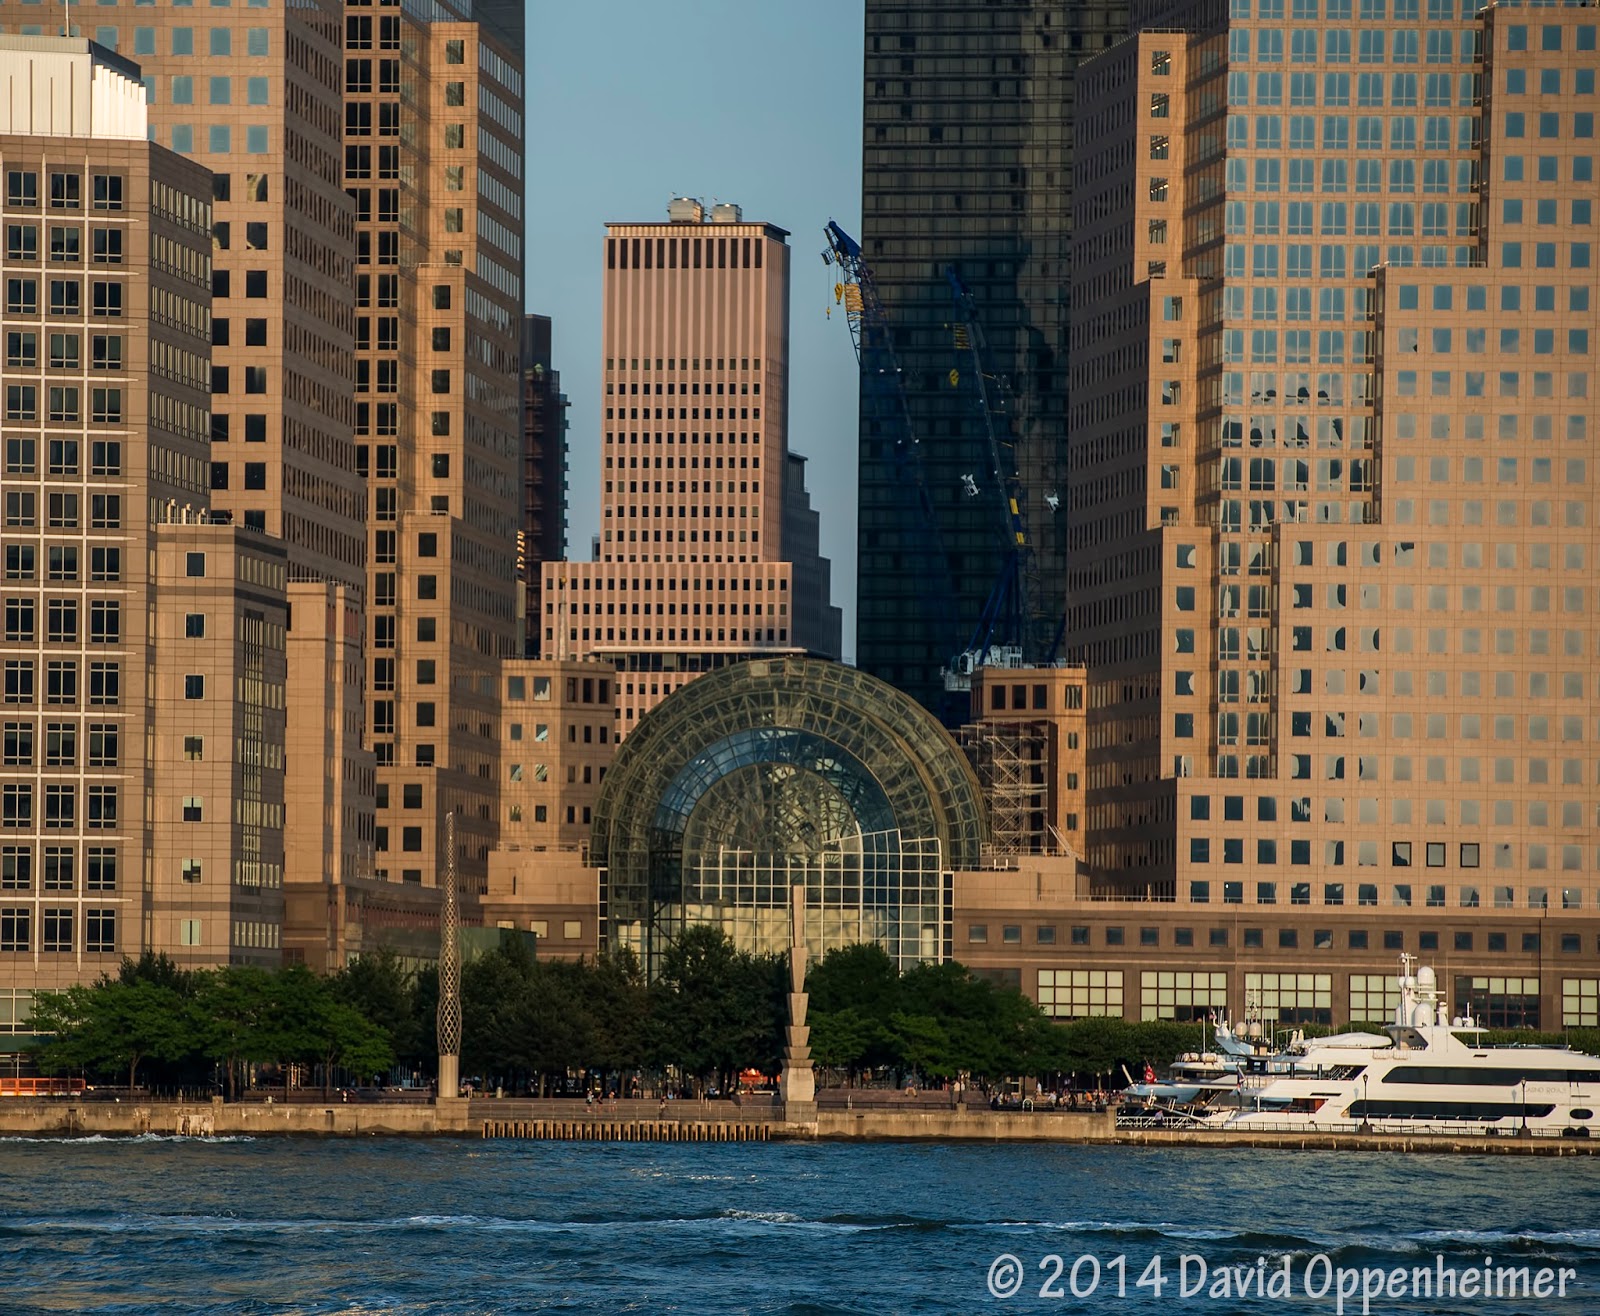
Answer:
[5,1207,1594,1257]
[0,1133,256,1144]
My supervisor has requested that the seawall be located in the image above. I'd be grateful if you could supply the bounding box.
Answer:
[0,1097,473,1138]
[1,1101,1595,1154]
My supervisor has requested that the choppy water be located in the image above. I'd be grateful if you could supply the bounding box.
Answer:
[0,1135,1596,1313]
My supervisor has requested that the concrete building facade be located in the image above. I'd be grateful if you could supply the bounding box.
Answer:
[0,43,289,1028]
[0,0,385,962]
[350,1,525,901]
[540,201,841,735]
[1065,0,1600,1024]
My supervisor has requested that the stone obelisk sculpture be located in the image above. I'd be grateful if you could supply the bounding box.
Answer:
[436,810,461,1103]
[777,882,816,1118]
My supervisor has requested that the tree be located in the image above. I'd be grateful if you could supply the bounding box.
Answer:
[582,950,651,1084]
[196,966,280,1100]
[652,926,780,1094]
[32,979,197,1091]
[316,1000,395,1093]
[461,938,538,1078]
[886,1011,955,1082]
[809,1006,878,1082]
[329,947,419,1063]
[807,943,900,1021]
[1054,1015,1138,1082]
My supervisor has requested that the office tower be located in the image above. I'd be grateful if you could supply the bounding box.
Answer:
[348,3,525,898]
[521,314,569,657]
[0,1,384,954]
[857,0,1128,715]
[540,200,842,734]
[2,0,369,587]
[1068,2,1600,940]
[0,40,288,1011]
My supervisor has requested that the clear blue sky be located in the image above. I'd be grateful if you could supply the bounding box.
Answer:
[525,0,865,660]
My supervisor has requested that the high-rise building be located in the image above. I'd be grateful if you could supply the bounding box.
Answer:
[1068,0,1600,944]
[0,0,383,957]
[857,0,1128,715]
[0,0,368,588]
[0,40,289,1014]
[521,314,569,657]
[540,200,841,734]
[2,0,529,912]
[347,2,525,899]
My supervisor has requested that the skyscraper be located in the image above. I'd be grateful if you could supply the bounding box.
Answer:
[345,3,525,898]
[857,0,1128,715]
[521,314,569,657]
[2,0,368,588]
[0,0,381,954]
[1068,0,1600,946]
[541,200,841,734]
[0,40,289,1009]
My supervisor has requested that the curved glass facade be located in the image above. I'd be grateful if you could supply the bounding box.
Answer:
[592,658,987,973]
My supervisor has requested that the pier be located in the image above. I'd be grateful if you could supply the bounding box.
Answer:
[480,1117,769,1142]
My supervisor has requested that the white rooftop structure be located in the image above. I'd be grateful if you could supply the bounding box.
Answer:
[0,37,147,140]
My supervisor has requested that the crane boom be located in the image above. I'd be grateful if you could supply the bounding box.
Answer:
[823,220,960,687]
[944,265,1039,675]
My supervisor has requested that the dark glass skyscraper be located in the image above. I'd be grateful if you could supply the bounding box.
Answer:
[858,0,1128,716]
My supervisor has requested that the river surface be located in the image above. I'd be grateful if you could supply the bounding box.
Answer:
[0,1135,1596,1313]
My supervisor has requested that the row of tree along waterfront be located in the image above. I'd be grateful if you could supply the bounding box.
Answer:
[30,930,1600,1098]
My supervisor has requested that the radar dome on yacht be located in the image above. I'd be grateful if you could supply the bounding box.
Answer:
[1417,966,1437,989]
[1412,1003,1432,1026]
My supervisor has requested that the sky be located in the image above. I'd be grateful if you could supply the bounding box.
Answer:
[525,0,866,661]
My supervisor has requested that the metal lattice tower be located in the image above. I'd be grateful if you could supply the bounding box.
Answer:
[436,810,461,1097]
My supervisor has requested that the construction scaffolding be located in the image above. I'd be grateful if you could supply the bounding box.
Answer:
[958,720,1052,860]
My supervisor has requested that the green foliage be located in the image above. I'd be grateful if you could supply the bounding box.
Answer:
[45,937,1596,1098]
[32,979,198,1091]
[33,954,408,1096]
[651,926,786,1092]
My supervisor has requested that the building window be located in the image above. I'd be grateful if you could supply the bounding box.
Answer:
[85,908,115,953]
[1140,970,1227,1021]
[42,907,72,952]
[1455,976,1540,1028]
[1563,979,1600,1028]
[1246,972,1332,1025]
[1038,969,1124,1020]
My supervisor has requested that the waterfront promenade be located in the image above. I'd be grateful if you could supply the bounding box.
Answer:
[2,1095,1598,1153]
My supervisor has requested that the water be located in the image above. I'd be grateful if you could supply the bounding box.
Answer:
[0,1136,1596,1313]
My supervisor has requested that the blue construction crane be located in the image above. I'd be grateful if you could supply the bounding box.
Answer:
[822,220,961,684]
[942,265,1038,680]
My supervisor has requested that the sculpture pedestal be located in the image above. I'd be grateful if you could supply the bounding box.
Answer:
[779,1063,815,1106]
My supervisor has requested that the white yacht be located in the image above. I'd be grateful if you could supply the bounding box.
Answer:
[1120,1004,1312,1117]
[1209,957,1600,1136]
[1120,1053,1247,1113]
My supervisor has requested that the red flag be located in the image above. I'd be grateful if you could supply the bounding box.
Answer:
[1143,1062,1156,1084]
